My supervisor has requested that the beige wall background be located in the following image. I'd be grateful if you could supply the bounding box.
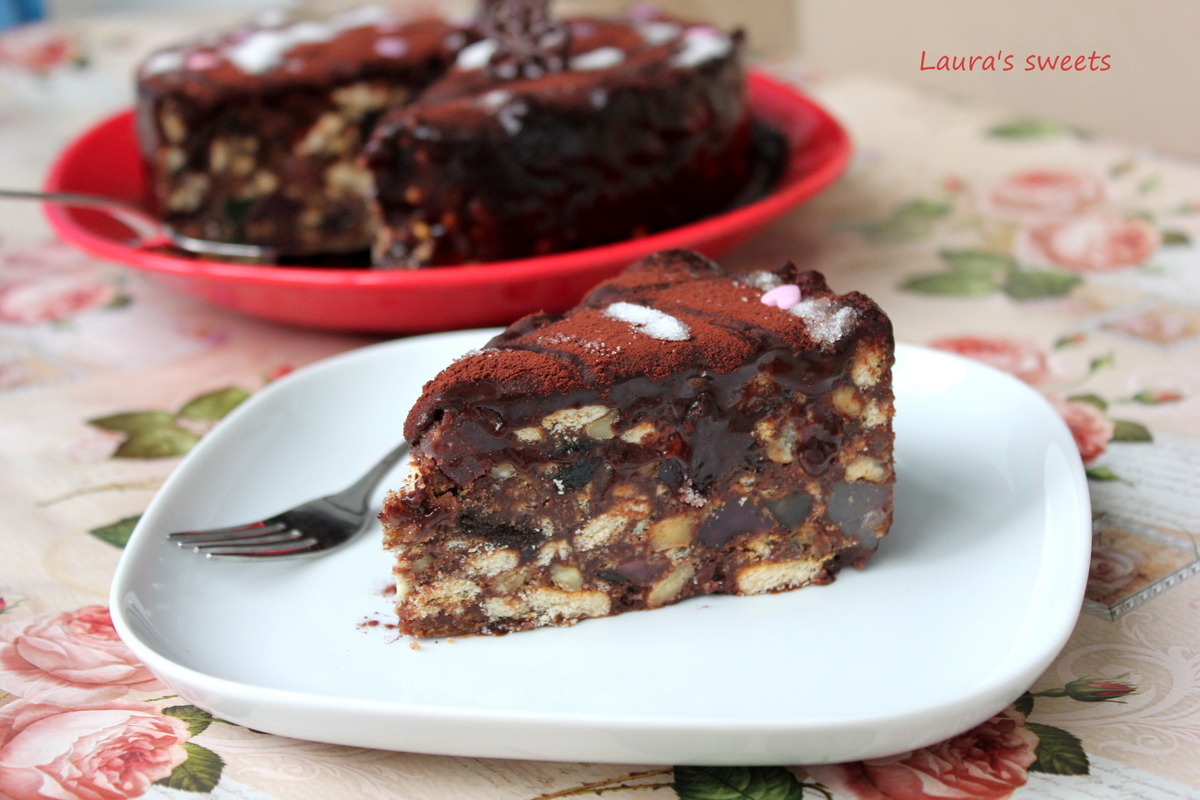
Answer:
[799,0,1200,159]
[573,0,1200,158]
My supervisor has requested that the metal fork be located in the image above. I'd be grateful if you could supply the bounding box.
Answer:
[1,189,365,261]
[167,441,411,559]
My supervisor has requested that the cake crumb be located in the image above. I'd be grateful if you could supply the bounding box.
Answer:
[409,641,421,650]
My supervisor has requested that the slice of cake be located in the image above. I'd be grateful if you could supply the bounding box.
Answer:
[135,8,466,254]
[363,5,752,267]
[380,250,895,636]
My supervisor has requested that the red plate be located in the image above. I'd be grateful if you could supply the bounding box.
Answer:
[44,71,850,333]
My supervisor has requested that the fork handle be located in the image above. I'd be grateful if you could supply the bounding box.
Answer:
[328,440,412,513]
[0,188,166,245]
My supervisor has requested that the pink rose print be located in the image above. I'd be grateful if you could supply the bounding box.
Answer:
[1102,307,1199,345]
[0,24,82,74]
[0,606,162,705]
[1045,394,1115,464]
[803,707,1039,800]
[0,274,116,324]
[930,336,1049,385]
[981,170,1106,225]
[0,699,190,800]
[0,357,32,390]
[0,241,119,325]
[1087,544,1145,598]
[1017,214,1159,274]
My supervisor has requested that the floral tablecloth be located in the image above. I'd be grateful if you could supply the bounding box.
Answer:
[2,13,1199,800]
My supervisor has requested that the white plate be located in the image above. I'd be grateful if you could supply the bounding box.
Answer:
[111,332,1091,766]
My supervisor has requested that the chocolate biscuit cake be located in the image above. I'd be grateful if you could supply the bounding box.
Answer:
[380,250,895,637]
[363,5,751,267]
[135,1,755,265]
[135,8,465,254]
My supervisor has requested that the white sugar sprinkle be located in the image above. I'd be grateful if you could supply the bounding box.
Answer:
[142,50,185,76]
[636,20,681,46]
[670,26,731,68]
[456,38,498,70]
[451,348,484,364]
[738,270,781,292]
[496,101,527,135]
[789,297,857,348]
[604,302,691,341]
[225,6,393,75]
[541,332,617,357]
[226,22,335,74]
[570,46,624,70]
[679,486,705,507]
[478,89,512,111]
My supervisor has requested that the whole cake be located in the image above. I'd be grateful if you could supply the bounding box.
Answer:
[134,1,754,266]
[363,7,751,267]
[380,250,895,636]
[136,8,466,254]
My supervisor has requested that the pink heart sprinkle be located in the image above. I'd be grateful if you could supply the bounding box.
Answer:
[761,284,801,309]
[186,52,222,71]
[374,36,409,59]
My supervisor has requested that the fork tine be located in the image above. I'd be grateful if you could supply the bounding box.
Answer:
[168,520,288,544]
[185,528,303,551]
[165,440,411,560]
[201,537,321,558]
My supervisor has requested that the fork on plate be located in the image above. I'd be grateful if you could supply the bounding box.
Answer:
[167,441,410,559]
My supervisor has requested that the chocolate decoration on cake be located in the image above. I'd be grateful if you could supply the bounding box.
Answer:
[381,249,896,637]
[476,0,571,80]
